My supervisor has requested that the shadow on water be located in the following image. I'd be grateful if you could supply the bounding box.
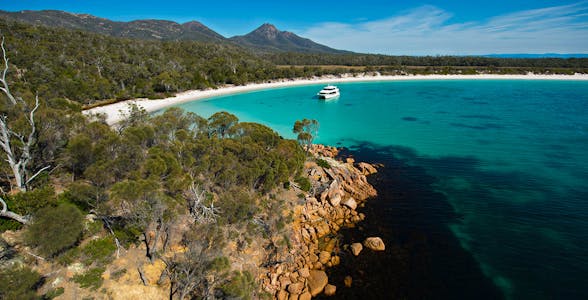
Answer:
[315,141,505,300]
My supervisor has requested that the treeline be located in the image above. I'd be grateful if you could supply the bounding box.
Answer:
[264,52,588,69]
[0,19,325,106]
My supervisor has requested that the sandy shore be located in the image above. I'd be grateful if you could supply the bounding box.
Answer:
[83,73,588,125]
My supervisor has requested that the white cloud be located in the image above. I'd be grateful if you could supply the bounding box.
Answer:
[300,2,588,55]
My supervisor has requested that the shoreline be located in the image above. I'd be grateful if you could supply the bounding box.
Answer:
[83,73,588,125]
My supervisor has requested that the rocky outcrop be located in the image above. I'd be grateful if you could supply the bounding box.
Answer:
[262,145,380,299]
[363,237,386,251]
[341,197,357,210]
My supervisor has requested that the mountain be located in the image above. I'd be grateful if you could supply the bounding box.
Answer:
[230,23,348,54]
[0,10,226,42]
[0,10,348,54]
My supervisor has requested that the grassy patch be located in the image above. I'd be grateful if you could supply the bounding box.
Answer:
[80,237,116,266]
[73,267,105,290]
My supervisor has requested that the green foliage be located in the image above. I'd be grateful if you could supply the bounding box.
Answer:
[0,20,287,105]
[218,188,258,224]
[316,158,331,169]
[293,119,319,150]
[73,267,105,290]
[80,237,116,266]
[221,271,256,300]
[43,287,65,299]
[208,111,239,138]
[113,226,141,248]
[59,182,106,212]
[209,256,231,273]
[25,203,84,257]
[65,134,94,179]
[3,186,57,217]
[295,176,311,192]
[0,265,42,300]
[56,247,81,266]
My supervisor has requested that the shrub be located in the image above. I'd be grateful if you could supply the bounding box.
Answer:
[218,188,258,224]
[80,237,116,266]
[294,176,311,192]
[316,158,331,169]
[25,203,84,257]
[73,267,105,290]
[209,256,230,273]
[0,265,42,300]
[221,271,256,300]
[44,287,65,299]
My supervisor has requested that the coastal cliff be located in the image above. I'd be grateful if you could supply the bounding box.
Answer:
[260,145,380,299]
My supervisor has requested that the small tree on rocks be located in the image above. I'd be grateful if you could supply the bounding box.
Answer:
[292,118,319,152]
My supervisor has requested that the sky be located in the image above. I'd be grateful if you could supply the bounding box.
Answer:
[2,0,588,55]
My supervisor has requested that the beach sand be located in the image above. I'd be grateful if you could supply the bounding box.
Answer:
[83,73,588,125]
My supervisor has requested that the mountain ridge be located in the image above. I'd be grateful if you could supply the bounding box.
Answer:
[0,9,227,43]
[0,9,346,54]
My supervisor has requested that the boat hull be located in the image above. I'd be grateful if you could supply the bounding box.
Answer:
[318,93,340,100]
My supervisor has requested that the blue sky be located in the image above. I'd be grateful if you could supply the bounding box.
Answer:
[2,0,588,55]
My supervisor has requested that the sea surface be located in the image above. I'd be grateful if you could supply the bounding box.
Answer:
[173,80,588,299]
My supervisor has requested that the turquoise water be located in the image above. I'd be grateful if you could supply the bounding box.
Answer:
[173,80,588,299]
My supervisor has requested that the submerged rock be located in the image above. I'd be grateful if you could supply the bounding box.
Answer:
[344,275,353,287]
[363,237,385,251]
[350,243,363,256]
[324,284,337,296]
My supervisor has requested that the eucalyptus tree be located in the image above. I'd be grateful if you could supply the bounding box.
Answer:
[0,37,49,224]
[292,118,319,152]
[208,111,238,138]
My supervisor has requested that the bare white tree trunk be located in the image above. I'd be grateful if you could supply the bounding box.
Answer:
[0,37,17,105]
[0,36,49,192]
[0,36,48,224]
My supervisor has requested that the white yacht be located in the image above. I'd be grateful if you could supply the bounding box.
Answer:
[317,85,340,99]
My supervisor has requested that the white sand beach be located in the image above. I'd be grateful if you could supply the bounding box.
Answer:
[83,73,588,125]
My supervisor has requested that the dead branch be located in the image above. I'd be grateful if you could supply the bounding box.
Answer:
[186,183,220,224]
[0,196,28,224]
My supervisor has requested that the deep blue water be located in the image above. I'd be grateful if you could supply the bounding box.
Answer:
[173,80,588,299]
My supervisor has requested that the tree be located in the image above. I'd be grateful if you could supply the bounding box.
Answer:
[24,203,84,257]
[0,36,49,224]
[292,118,319,152]
[164,224,228,300]
[208,111,238,138]
[0,265,42,300]
[110,179,177,262]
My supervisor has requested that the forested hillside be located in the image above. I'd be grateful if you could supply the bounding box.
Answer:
[0,9,228,42]
[0,19,326,106]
